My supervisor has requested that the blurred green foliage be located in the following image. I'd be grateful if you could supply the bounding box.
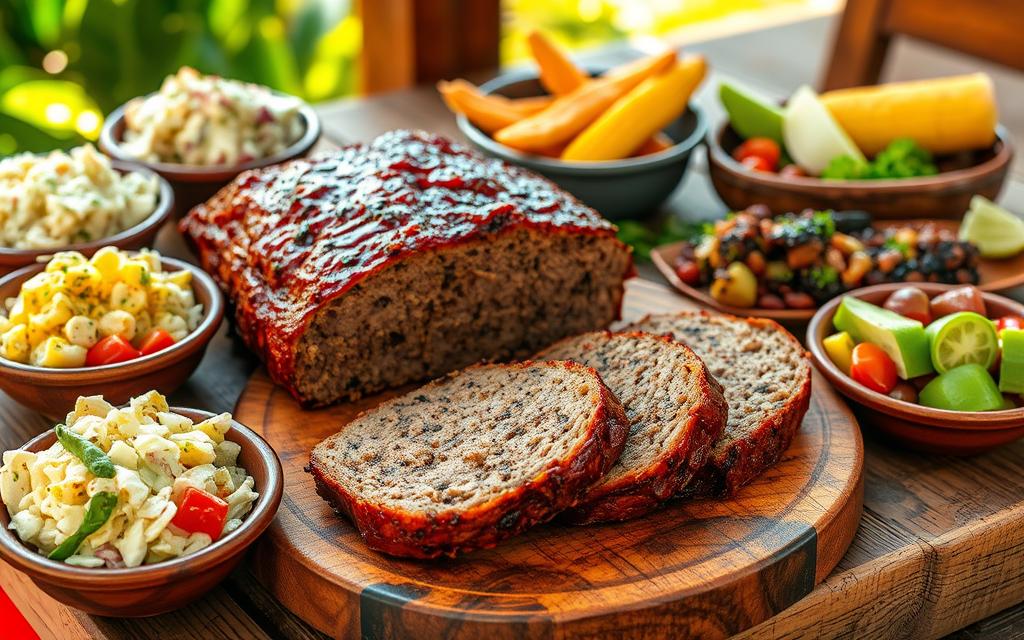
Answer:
[0,0,359,155]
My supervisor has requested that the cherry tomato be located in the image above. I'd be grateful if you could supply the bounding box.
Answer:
[674,259,702,286]
[741,155,774,172]
[85,335,142,367]
[850,342,898,394]
[138,328,176,356]
[930,286,986,319]
[171,487,229,541]
[883,287,932,324]
[733,137,781,170]
[779,164,808,178]
[996,316,1024,333]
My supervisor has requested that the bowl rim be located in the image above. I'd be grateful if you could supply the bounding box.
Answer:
[0,255,224,382]
[99,91,321,182]
[0,407,283,589]
[707,120,1014,192]
[807,282,1024,429]
[456,68,707,175]
[0,160,175,263]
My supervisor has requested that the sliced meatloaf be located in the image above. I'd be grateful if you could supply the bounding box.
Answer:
[627,312,811,497]
[536,331,727,524]
[181,130,632,406]
[309,361,630,558]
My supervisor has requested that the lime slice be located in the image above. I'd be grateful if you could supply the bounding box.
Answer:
[959,195,1024,258]
[925,311,998,374]
[783,85,866,176]
[719,82,785,145]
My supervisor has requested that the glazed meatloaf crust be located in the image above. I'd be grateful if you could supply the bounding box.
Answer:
[181,130,632,406]
[536,331,727,524]
[627,312,811,497]
[309,361,630,558]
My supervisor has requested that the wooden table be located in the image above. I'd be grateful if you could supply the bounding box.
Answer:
[4,15,1024,640]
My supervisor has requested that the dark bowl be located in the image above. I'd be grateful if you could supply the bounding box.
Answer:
[0,256,224,420]
[707,121,1013,219]
[455,70,706,220]
[99,94,321,215]
[0,408,283,617]
[0,161,174,278]
[807,282,1024,455]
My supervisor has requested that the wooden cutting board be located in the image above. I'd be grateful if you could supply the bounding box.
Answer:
[234,279,864,640]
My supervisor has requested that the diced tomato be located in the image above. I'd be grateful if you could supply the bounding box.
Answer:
[741,155,774,172]
[996,316,1024,333]
[733,137,781,171]
[171,487,230,541]
[85,335,142,367]
[850,342,898,394]
[138,328,176,356]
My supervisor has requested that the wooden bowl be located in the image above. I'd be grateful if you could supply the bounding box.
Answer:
[0,161,174,278]
[0,256,224,419]
[807,282,1024,455]
[99,96,321,215]
[652,218,1024,333]
[707,122,1013,219]
[0,408,283,617]
[456,70,706,220]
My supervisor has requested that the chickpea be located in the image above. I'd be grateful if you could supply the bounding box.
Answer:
[841,251,872,287]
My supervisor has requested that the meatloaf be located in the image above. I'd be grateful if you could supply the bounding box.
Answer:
[627,312,811,497]
[309,361,630,558]
[181,130,633,406]
[536,331,727,524]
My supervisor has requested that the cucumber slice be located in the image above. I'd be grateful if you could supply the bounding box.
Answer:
[999,328,1024,393]
[833,296,933,379]
[958,196,1024,258]
[719,81,785,145]
[925,311,999,374]
[919,364,1004,412]
[784,85,866,176]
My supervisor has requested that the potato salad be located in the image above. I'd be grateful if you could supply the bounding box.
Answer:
[121,66,304,166]
[0,144,159,250]
[0,247,203,368]
[0,392,258,568]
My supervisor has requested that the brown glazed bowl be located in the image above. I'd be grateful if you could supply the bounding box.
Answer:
[0,256,224,419]
[707,122,1013,219]
[0,161,174,277]
[808,282,1024,455]
[0,408,283,617]
[99,96,321,215]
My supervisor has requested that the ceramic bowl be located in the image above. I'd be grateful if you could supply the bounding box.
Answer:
[807,282,1024,454]
[707,122,1013,220]
[0,408,283,617]
[456,70,706,220]
[99,95,321,215]
[0,162,174,277]
[0,256,224,419]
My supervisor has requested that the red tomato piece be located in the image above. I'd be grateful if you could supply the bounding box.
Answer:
[674,259,702,286]
[733,137,781,170]
[741,155,774,172]
[85,335,142,367]
[996,316,1024,333]
[139,328,176,356]
[850,342,898,394]
[171,487,230,541]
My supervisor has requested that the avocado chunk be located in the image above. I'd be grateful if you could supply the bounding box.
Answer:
[833,296,934,379]
[999,328,1024,394]
[719,81,785,145]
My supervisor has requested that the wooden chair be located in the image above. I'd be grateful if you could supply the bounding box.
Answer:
[822,0,1024,90]
[359,0,501,94]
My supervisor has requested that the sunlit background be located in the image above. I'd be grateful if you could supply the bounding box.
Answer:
[0,0,821,155]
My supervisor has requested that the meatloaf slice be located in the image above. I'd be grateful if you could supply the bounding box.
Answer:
[181,129,632,406]
[309,361,629,559]
[627,312,811,497]
[536,331,727,524]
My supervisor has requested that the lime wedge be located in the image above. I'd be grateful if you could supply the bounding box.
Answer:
[925,311,998,374]
[959,195,1024,258]
[784,85,866,176]
[919,364,1004,412]
[720,81,785,145]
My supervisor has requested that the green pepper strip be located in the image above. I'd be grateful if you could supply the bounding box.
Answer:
[55,423,115,479]
[47,491,118,561]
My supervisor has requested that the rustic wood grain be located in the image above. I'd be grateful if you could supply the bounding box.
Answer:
[232,279,864,640]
